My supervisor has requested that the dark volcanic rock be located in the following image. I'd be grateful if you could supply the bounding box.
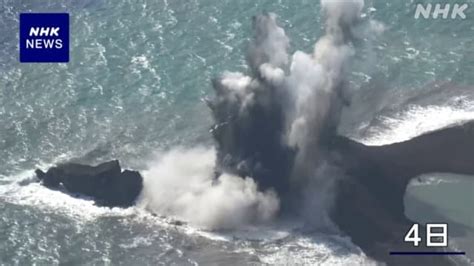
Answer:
[35,160,143,207]
[209,76,295,198]
[329,121,474,265]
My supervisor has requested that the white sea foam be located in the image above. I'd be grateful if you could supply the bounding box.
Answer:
[0,181,136,221]
[359,104,474,146]
[258,234,376,265]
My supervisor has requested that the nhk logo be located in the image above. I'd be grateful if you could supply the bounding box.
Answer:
[414,3,469,19]
[26,27,63,49]
[19,13,69,63]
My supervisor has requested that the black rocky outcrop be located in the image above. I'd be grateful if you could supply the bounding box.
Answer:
[328,121,474,265]
[35,160,142,207]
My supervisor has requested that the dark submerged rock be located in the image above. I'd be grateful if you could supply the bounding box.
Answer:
[35,160,142,207]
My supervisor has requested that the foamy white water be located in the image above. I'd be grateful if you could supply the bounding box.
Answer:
[359,104,474,145]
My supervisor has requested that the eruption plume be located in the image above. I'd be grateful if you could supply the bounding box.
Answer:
[144,0,373,229]
[209,0,367,223]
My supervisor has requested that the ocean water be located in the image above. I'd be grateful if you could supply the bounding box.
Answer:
[1,0,473,265]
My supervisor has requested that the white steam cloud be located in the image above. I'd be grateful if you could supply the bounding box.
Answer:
[248,13,290,70]
[140,147,279,230]
[288,0,363,170]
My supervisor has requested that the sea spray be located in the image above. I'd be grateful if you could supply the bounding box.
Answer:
[140,147,279,230]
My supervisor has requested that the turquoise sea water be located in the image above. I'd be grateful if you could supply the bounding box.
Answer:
[1,0,473,264]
